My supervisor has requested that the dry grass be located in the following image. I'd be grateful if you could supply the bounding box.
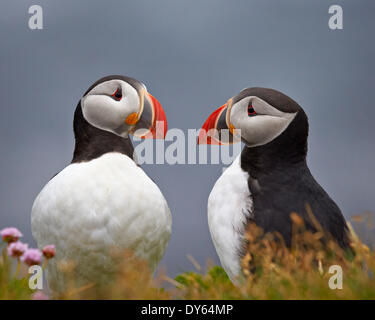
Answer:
[174,212,375,300]
[1,213,374,300]
[55,250,170,300]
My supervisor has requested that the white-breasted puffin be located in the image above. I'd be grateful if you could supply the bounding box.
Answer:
[198,87,349,282]
[31,75,172,293]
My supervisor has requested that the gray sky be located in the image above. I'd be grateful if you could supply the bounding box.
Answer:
[0,0,374,277]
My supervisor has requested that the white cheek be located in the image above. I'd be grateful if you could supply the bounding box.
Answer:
[229,97,297,147]
[81,80,141,134]
[236,115,295,146]
[82,95,129,131]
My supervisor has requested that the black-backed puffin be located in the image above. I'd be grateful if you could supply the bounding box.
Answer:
[198,87,349,282]
[31,75,172,293]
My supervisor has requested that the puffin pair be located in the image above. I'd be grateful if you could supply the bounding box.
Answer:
[32,75,349,291]
[198,87,350,282]
[32,75,171,293]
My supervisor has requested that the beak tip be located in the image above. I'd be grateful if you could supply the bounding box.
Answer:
[197,128,208,145]
[148,92,168,139]
[198,103,228,145]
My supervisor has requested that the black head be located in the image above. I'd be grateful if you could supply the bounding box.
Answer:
[198,87,308,173]
[237,88,309,175]
[72,75,168,163]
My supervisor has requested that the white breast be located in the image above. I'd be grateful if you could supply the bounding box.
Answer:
[31,152,171,293]
[207,155,252,282]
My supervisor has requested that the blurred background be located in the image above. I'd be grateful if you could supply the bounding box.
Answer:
[0,0,374,277]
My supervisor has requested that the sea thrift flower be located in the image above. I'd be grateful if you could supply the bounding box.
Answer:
[31,291,49,300]
[7,241,28,257]
[1,227,22,243]
[21,248,42,266]
[42,245,56,259]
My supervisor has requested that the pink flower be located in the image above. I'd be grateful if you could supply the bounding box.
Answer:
[7,241,28,257]
[1,227,22,243]
[21,248,42,266]
[31,291,49,300]
[42,245,55,259]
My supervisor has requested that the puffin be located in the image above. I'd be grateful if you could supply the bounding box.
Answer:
[31,75,172,293]
[198,87,350,282]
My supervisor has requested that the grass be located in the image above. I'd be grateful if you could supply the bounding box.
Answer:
[0,252,33,300]
[1,213,374,300]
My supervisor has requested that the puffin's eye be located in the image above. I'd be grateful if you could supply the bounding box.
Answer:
[248,104,256,117]
[112,88,122,101]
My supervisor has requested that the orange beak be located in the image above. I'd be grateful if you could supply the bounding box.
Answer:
[146,93,168,139]
[198,104,228,145]
[132,92,168,139]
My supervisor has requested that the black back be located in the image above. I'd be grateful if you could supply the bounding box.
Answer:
[239,89,349,248]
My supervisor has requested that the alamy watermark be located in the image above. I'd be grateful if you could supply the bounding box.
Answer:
[132,124,242,165]
[28,5,43,30]
[28,4,344,31]
[28,265,43,290]
[27,264,343,291]
[329,5,343,30]
[328,265,343,290]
